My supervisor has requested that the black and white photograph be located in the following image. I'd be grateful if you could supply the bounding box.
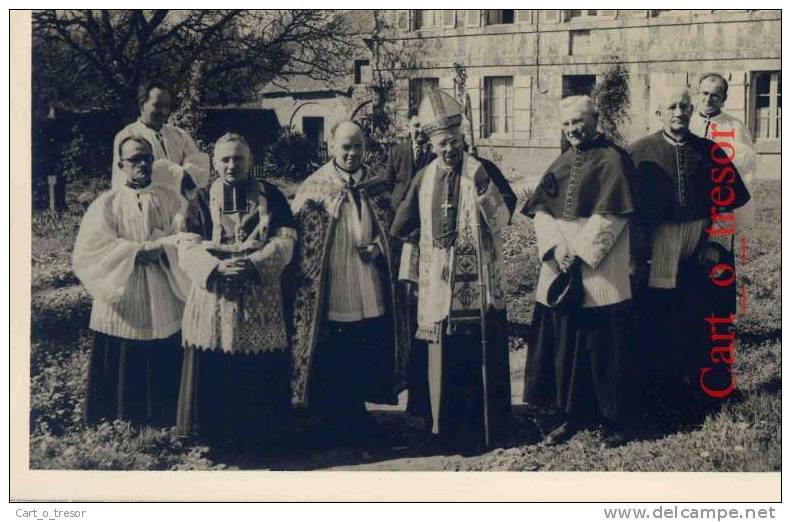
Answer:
[13,6,782,501]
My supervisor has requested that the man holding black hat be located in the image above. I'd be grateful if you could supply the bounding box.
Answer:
[522,95,636,447]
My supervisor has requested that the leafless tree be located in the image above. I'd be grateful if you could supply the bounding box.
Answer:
[33,10,361,118]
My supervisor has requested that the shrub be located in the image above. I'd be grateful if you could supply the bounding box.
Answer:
[592,63,631,146]
[255,128,328,182]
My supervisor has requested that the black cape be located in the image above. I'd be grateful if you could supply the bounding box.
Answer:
[522,134,635,220]
[628,131,751,224]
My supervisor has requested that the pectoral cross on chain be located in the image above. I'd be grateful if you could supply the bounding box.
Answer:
[441,200,455,219]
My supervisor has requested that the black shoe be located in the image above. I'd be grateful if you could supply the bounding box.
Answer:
[600,427,627,448]
[543,421,577,446]
[458,442,486,457]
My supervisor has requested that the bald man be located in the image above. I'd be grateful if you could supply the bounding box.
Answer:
[629,86,750,418]
[522,95,637,447]
[290,121,409,449]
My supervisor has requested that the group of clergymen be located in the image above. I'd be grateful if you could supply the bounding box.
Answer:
[72,71,753,456]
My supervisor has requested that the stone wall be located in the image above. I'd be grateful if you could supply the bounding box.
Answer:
[374,10,781,180]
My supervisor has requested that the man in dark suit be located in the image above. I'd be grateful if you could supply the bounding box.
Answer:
[386,108,435,211]
[384,109,435,425]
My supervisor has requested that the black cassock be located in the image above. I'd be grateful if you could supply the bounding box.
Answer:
[176,181,296,449]
[628,131,750,413]
[521,134,637,425]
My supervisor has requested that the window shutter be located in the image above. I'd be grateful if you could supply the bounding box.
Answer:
[514,75,533,140]
[725,71,747,120]
[396,78,411,118]
[439,76,455,99]
[466,10,480,27]
[466,75,482,139]
[516,10,532,24]
[541,10,561,23]
[443,10,456,28]
[397,10,409,31]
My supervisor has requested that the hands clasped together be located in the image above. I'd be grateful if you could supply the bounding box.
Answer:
[553,241,578,273]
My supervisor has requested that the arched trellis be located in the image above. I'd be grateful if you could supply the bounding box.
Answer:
[287,101,329,129]
[349,99,372,122]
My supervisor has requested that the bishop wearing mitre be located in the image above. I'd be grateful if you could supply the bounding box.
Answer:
[391,89,516,454]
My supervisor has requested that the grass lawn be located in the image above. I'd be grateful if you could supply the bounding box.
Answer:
[28,178,781,471]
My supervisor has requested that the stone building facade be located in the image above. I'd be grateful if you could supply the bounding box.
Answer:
[372,9,781,182]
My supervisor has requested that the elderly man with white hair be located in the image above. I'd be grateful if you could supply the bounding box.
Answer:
[522,95,637,447]
[175,132,298,451]
[629,85,750,418]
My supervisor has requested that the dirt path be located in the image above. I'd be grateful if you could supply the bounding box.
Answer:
[204,350,548,472]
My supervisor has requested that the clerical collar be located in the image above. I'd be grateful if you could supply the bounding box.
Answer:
[221,178,251,213]
[572,133,604,152]
[125,177,152,190]
[221,176,251,187]
[332,160,363,183]
[136,118,164,133]
[662,130,689,146]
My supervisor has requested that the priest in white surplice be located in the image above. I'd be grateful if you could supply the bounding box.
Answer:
[73,135,188,426]
[111,82,209,198]
[690,72,757,229]
[175,133,297,451]
[290,121,409,449]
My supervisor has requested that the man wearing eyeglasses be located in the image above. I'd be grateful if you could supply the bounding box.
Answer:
[111,82,209,198]
[73,135,188,427]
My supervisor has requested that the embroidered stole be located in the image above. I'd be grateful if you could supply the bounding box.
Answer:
[209,180,270,249]
[416,156,489,342]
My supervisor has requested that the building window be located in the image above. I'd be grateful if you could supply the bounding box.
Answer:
[485,10,515,25]
[303,117,324,143]
[483,76,513,138]
[415,10,442,29]
[353,59,370,85]
[562,75,597,98]
[409,77,439,111]
[566,10,616,21]
[752,71,781,141]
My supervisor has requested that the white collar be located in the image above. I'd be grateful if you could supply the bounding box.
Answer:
[118,180,156,195]
[332,161,363,184]
[699,110,722,121]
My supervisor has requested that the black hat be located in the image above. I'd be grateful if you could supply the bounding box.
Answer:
[695,240,734,284]
[546,262,583,313]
